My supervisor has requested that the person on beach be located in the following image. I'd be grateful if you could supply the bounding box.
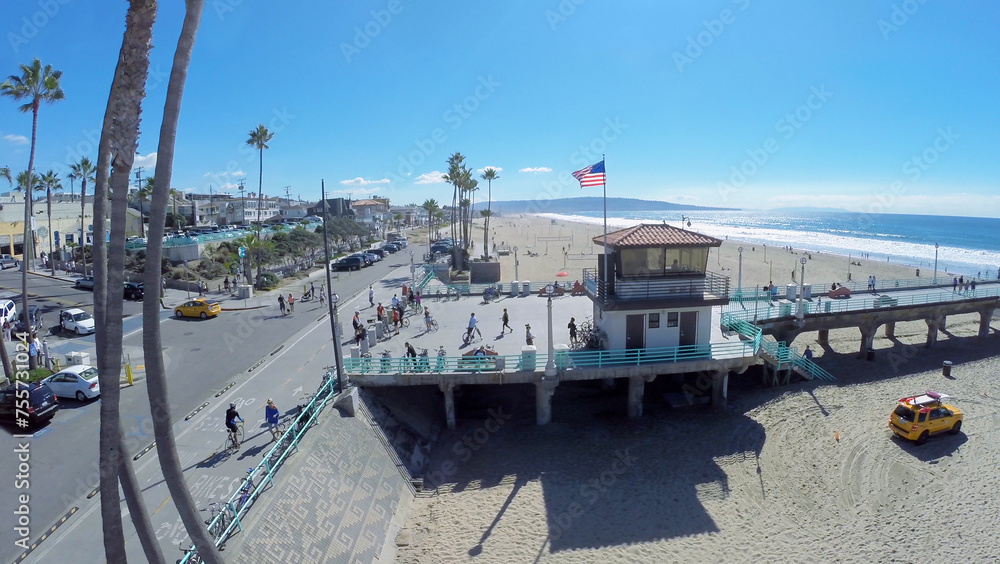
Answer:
[278,294,286,315]
[501,308,512,334]
[525,324,535,346]
[568,317,577,344]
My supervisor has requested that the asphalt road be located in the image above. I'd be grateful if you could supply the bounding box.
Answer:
[0,252,412,562]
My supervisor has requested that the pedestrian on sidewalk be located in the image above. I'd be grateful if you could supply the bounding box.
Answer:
[2,320,11,342]
[319,287,326,306]
[392,307,401,335]
[415,289,421,308]
[278,294,287,315]
[310,282,316,300]
[265,399,280,441]
[568,317,577,344]
[224,276,231,293]
[501,308,512,334]
[377,302,385,321]
[525,324,535,346]
[288,293,295,313]
[161,277,167,297]
[369,285,375,307]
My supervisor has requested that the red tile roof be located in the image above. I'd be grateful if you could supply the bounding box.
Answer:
[593,224,722,248]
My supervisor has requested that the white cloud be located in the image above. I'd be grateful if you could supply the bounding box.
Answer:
[133,152,157,171]
[339,177,390,186]
[477,166,503,174]
[3,133,29,145]
[519,167,551,173]
[415,171,447,184]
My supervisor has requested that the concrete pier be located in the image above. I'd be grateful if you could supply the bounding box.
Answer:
[440,383,456,429]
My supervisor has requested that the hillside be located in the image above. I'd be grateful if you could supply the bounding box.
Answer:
[487,197,738,215]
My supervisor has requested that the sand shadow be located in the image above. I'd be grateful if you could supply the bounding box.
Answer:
[891,432,967,462]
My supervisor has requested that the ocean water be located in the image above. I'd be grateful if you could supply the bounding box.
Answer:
[537,209,1000,278]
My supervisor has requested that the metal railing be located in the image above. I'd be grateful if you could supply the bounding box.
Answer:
[582,268,730,303]
[180,370,338,563]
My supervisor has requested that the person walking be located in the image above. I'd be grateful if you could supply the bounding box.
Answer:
[804,346,813,361]
[2,320,11,343]
[953,276,958,292]
[525,324,535,346]
[287,293,295,313]
[501,308,512,334]
[392,307,401,335]
[265,399,281,441]
[415,289,421,308]
[319,286,326,306]
[310,282,316,300]
[466,313,480,342]
[278,294,286,315]
[971,279,977,296]
[369,285,375,307]
[224,276,231,293]
[568,317,577,344]
[405,342,417,371]
[377,302,385,322]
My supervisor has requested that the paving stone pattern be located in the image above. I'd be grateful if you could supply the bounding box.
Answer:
[235,410,410,564]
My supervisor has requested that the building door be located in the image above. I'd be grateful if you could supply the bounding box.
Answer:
[625,314,645,350]
[679,311,698,347]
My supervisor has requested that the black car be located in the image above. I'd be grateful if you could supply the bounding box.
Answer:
[382,243,400,253]
[430,243,452,254]
[367,248,386,259]
[14,305,42,334]
[0,382,59,429]
[332,257,364,271]
[124,281,144,300]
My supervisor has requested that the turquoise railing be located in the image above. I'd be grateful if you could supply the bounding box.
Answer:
[180,369,338,563]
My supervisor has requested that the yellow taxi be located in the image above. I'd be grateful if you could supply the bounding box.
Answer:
[888,391,962,445]
[174,298,222,319]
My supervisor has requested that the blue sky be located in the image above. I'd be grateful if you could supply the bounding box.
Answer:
[1,1,997,217]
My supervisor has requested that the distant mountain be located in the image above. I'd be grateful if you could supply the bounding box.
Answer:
[488,197,738,215]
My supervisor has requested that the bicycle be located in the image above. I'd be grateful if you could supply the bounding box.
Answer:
[235,467,255,511]
[201,502,229,539]
[482,285,499,303]
[226,420,244,453]
[435,346,448,372]
[379,349,393,373]
[177,543,202,564]
[423,316,439,332]
[462,327,483,345]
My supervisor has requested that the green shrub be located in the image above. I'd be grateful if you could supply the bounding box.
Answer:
[257,272,279,289]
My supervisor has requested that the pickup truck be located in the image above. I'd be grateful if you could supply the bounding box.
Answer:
[0,254,18,269]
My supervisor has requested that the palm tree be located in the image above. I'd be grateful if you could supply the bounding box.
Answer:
[0,166,11,186]
[141,2,220,561]
[421,198,439,254]
[443,152,465,247]
[69,157,95,274]
[40,170,61,276]
[480,168,499,259]
[2,58,64,350]
[246,124,273,287]
[0,165,12,380]
[136,177,153,238]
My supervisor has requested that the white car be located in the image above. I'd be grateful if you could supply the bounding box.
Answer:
[0,299,16,325]
[60,308,96,335]
[42,365,100,401]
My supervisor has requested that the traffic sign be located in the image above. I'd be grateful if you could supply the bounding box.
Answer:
[239,246,246,258]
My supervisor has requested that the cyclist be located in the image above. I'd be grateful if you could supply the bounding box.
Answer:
[265,399,280,442]
[226,402,244,447]
[466,313,481,342]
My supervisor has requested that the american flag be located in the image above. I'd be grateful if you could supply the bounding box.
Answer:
[572,160,605,187]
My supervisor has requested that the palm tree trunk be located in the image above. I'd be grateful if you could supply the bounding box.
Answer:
[145,2,222,561]
[47,187,55,276]
[256,148,263,287]
[80,177,87,275]
[117,429,166,563]
[22,105,37,369]
[93,2,160,560]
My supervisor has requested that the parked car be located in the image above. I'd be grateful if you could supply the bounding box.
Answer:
[382,243,401,253]
[14,305,42,333]
[367,248,386,259]
[889,391,962,445]
[362,251,381,263]
[430,243,452,254]
[74,275,96,290]
[0,382,58,428]
[332,257,364,271]
[41,365,101,401]
[123,281,144,301]
[174,298,222,319]
[0,254,19,269]
[60,308,96,335]
[348,253,372,267]
[395,238,408,248]
[0,299,17,326]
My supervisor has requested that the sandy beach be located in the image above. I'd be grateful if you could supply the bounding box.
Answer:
[395,214,1000,563]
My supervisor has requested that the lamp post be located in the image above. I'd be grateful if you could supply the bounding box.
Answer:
[737,246,744,298]
[409,250,416,296]
[796,257,807,319]
[544,284,556,378]
[763,243,766,262]
[933,243,939,286]
[330,292,345,393]
[321,179,345,393]
[513,245,519,281]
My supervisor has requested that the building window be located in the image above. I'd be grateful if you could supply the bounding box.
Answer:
[648,313,660,329]
[667,312,678,327]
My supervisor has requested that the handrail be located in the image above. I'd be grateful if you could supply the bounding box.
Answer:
[582,268,730,302]
[180,370,339,562]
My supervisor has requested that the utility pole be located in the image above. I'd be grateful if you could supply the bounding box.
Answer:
[283,185,292,206]
[134,167,144,238]
[208,184,213,226]
[237,178,246,226]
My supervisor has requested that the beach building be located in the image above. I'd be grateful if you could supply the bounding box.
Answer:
[587,224,728,351]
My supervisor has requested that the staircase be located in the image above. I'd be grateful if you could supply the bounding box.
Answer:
[721,311,834,385]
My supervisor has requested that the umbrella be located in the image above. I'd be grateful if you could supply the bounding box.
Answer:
[556,271,569,277]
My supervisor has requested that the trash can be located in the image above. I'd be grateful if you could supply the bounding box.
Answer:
[866,348,875,361]
[801,284,812,299]
[367,328,376,347]
[522,280,531,297]
[510,281,519,297]
[786,284,797,300]
[825,300,832,313]
[780,303,792,316]
[942,360,952,377]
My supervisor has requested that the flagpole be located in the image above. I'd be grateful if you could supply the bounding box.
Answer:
[602,154,608,300]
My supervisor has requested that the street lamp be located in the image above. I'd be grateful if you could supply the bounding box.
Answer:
[763,243,766,262]
[933,243,939,286]
[737,246,744,297]
[513,246,519,281]
[796,257,807,319]
[544,284,556,378]
[330,292,346,393]
[409,251,416,295]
